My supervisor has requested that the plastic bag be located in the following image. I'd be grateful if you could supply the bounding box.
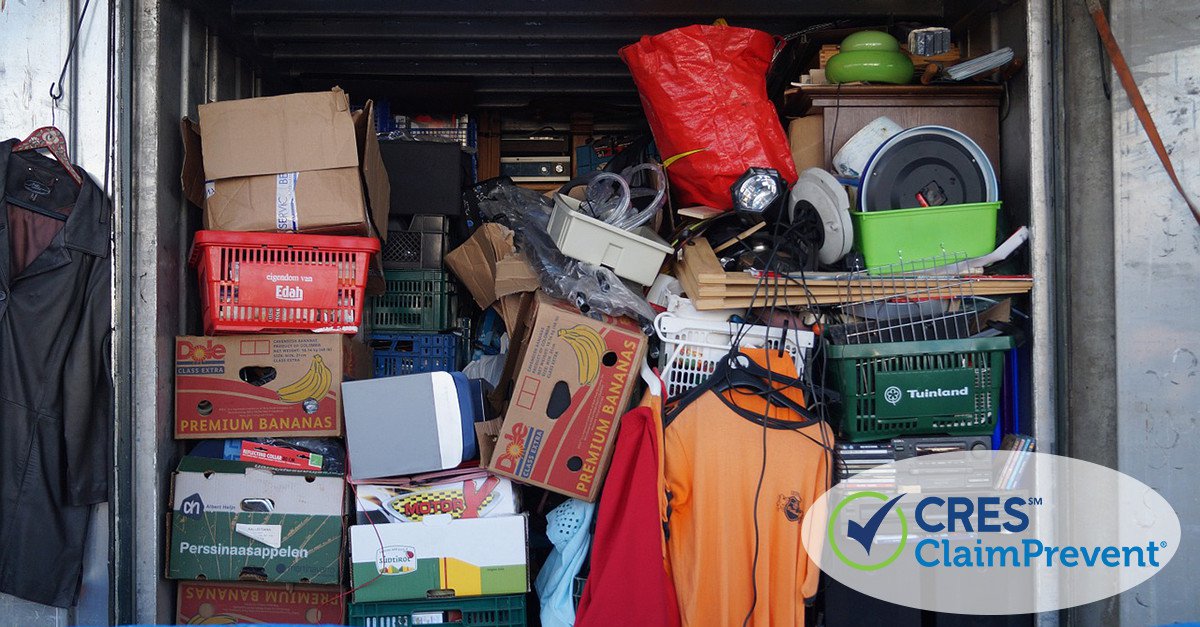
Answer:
[619,25,797,210]
[477,182,657,330]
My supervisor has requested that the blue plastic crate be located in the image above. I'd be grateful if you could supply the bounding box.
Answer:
[370,333,457,378]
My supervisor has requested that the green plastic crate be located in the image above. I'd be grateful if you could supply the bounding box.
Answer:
[371,269,456,332]
[827,336,1012,442]
[349,595,526,627]
[850,201,1000,270]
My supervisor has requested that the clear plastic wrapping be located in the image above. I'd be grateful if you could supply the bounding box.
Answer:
[477,182,657,330]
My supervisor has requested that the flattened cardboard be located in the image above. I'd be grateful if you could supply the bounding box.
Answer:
[349,515,529,603]
[789,114,826,172]
[353,476,519,524]
[174,335,372,439]
[444,223,539,310]
[176,581,345,625]
[167,458,345,585]
[485,293,646,501]
[198,88,357,181]
[495,292,535,337]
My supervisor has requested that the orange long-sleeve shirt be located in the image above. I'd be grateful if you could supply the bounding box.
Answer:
[661,349,832,627]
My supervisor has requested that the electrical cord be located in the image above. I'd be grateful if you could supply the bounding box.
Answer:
[729,215,835,627]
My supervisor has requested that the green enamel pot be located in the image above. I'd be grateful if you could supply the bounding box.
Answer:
[826,31,914,85]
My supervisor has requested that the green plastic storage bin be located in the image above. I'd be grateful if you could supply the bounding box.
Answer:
[850,201,1000,270]
[827,336,1012,442]
[370,269,456,332]
[349,595,527,627]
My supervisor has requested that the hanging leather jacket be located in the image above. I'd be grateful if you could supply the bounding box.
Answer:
[0,138,112,607]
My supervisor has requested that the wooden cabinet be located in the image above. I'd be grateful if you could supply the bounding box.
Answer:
[783,84,1003,171]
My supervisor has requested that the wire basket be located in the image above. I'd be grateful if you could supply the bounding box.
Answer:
[349,595,526,627]
[370,333,458,378]
[655,311,815,399]
[827,336,1013,442]
[370,270,456,332]
[190,231,379,335]
[826,251,982,345]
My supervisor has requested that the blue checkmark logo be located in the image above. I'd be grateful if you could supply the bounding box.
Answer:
[828,492,909,571]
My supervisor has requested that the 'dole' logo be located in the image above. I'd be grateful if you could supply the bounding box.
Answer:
[177,339,226,362]
[495,423,529,474]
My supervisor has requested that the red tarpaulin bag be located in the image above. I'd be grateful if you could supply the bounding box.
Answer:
[620,25,797,211]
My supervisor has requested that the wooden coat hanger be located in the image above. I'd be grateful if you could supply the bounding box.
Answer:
[13,126,84,188]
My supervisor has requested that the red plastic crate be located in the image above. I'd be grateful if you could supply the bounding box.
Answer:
[190,231,380,335]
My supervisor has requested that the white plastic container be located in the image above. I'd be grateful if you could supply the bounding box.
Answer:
[547,198,673,285]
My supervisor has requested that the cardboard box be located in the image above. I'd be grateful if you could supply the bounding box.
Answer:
[354,476,519,524]
[485,293,647,501]
[176,581,345,625]
[789,114,826,172]
[167,458,345,585]
[349,515,529,603]
[180,88,390,237]
[174,335,372,439]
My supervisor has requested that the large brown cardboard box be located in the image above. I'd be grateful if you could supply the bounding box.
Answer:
[484,293,647,501]
[180,88,390,237]
[174,334,372,439]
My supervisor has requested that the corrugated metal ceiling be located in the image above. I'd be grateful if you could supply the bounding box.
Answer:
[185,0,975,113]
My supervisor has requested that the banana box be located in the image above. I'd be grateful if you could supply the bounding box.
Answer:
[167,457,345,584]
[485,293,647,501]
[176,581,345,625]
[349,514,529,603]
[175,334,372,439]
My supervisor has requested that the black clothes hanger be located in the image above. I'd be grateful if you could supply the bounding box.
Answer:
[665,350,822,429]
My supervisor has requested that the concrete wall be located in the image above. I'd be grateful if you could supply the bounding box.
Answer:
[0,1,112,625]
[1108,0,1200,624]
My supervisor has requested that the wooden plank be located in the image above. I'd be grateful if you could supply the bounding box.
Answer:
[678,237,1031,308]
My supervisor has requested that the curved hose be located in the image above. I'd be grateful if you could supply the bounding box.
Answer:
[609,163,666,230]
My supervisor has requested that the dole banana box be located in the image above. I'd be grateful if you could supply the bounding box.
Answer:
[167,457,345,585]
[175,334,372,438]
[485,293,646,501]
[176,581,345,625]
[349,514,529,603]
